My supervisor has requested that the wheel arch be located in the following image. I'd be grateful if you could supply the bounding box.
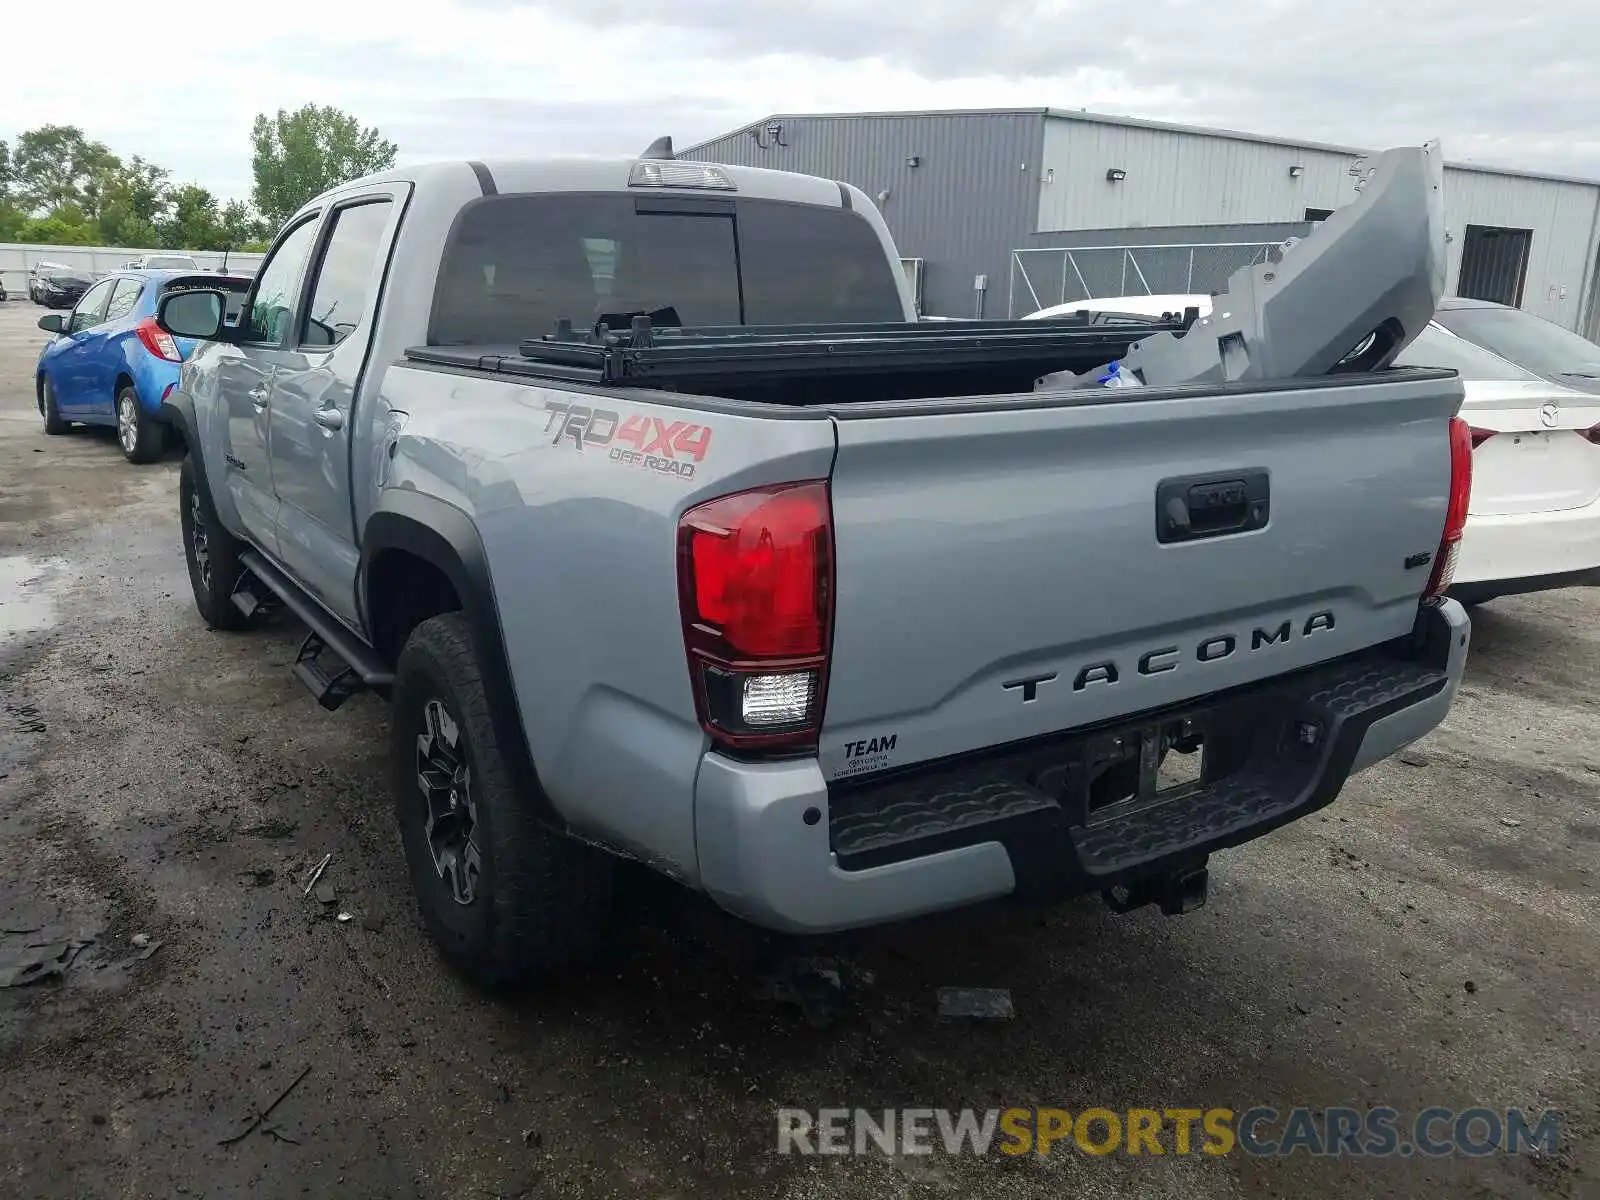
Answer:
[362,492,562,829]
[160,391,202,471]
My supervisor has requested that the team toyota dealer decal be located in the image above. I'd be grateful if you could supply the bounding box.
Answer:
[542,400,712,479]
[834,732,901,779]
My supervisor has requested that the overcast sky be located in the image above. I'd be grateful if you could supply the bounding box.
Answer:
[5,0,1594,205]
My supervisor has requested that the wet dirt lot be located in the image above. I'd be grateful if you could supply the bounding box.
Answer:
[0,297,1596,1199]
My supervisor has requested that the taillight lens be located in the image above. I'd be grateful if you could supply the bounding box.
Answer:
[1469,426,1496,449]
[135,318,183,363]
[1422,416,1473,604]
[678,481,833,752]
[1585,423,1600,446]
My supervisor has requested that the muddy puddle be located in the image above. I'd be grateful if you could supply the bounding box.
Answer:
[0,554,63,641]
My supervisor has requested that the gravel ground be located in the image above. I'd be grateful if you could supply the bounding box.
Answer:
[0,297,1595,1199]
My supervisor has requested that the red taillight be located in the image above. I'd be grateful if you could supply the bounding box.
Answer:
[135,318,183,363]
[1585,423,1600,446]
[1422,416,1473,604]
[1469,426,1496,449]
[678,481,833,752]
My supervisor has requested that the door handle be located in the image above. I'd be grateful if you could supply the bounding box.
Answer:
[1155,470,1270,543]
[248,386,270,410]
[313,408,345,431]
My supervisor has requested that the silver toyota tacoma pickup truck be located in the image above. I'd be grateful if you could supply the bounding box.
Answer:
[155,140,1472,984]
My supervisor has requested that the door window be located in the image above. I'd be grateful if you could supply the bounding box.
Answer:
[301,200,393,348]
[104,278,144,324]
[68,279,116,333]
[243,218,321,346]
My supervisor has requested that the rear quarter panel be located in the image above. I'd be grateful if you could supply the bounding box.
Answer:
[124,334,180,415]
[377,367,836,879]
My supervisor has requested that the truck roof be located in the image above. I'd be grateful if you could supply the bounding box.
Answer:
[304,157,853,214]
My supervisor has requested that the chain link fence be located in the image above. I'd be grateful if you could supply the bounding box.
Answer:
[1006,242,1288,318]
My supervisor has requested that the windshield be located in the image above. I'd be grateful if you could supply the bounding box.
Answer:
[1434,305,1600,378]
[429,193,905,346]
[145,256,198,269]
[1393,324,1542,381]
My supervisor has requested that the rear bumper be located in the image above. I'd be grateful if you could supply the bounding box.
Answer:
[1453,499,1600,591]
[694,600,1470,934]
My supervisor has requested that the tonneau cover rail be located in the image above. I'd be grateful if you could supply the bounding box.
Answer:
[404,312,1195,391]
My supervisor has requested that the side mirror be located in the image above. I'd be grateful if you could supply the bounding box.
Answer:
[157,289,228,341]
[37,313,64,334]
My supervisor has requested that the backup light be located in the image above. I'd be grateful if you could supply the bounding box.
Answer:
[629,161,737,191]
[742,672,818,727]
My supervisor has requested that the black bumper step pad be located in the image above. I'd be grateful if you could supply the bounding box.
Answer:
[828,650,1447,884]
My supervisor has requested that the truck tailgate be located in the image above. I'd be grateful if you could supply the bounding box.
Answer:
[819,370,1463,781]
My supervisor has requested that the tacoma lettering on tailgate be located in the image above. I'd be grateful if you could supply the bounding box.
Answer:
[1010,610,1338,699]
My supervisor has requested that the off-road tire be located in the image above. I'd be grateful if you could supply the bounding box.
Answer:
[117,385,167,464]
[40,377,68,435]
[392,613,613,986]
[179,456,251,631]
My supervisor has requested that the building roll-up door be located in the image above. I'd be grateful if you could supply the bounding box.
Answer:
[1457,225,1533,307]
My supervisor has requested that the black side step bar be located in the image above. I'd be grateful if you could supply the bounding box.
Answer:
[230,573,282,621]
[237,549,394,709]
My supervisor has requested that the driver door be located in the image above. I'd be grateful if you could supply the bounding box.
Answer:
[213,214,323,553]
[52,279,116,413]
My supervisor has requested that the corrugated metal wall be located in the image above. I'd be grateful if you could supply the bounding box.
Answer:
[1037,114,1600,333]
[682,113,1045,318]
[1037,118,1361,231]
[1444,169,1600,334]
[682,111,1600,334]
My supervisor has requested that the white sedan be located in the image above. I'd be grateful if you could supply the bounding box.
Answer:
[1026,295,1600,604]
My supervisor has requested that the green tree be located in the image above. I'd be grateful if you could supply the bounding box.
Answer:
[250,105,397,229]
[89,155,171,245]
[220,199,266,247]
[160,183,229,250]
[13,125,119,214]
[17,205,101,246]
[0,141,15,239]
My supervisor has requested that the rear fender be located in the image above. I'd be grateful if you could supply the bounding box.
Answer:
[360,491,562,828]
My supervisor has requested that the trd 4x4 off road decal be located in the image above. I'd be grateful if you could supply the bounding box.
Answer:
[542,400,713,480]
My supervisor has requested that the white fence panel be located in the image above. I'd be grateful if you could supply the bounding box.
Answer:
[0,242,265,300]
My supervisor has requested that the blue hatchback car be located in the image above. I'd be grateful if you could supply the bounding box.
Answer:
[36,269,250,463]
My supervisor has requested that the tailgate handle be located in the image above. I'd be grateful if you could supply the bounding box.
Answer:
[1156,470,1270,543]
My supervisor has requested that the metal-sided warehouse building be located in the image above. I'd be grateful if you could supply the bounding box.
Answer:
[684,107,1600,337]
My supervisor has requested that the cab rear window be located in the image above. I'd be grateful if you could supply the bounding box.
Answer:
[160,277,251,323]
[428,193,904,346]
